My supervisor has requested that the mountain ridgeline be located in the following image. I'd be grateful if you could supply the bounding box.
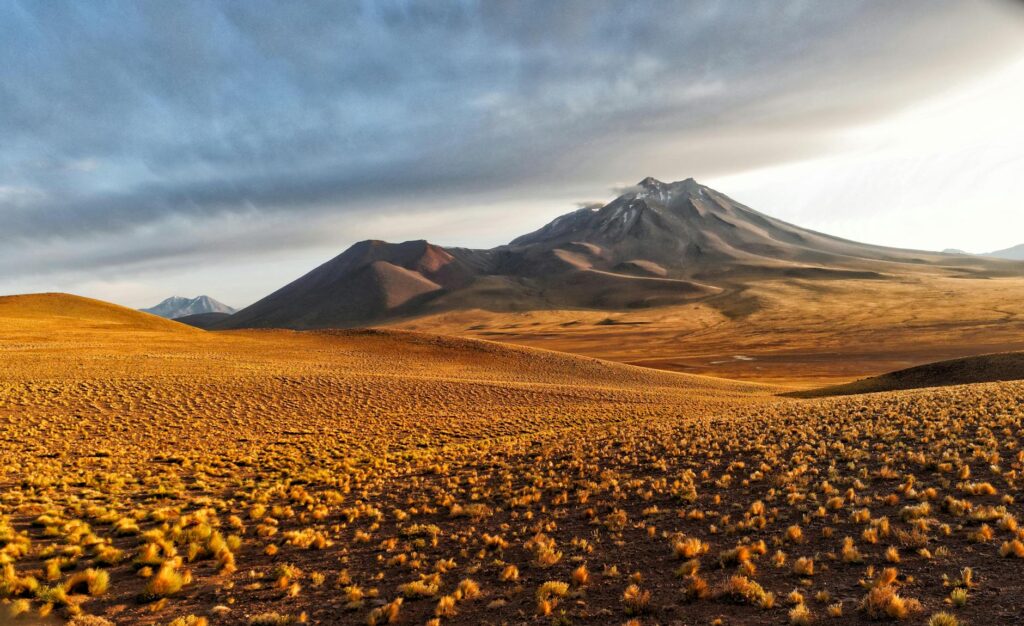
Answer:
[987,243,1024,261]
[142,295,236,320]
[219,178,1022,329]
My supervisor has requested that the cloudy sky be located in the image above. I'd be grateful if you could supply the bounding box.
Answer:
[3,1,1024,308]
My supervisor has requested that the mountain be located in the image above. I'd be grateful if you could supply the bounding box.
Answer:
[219,177,1022,330]
[987,244,1024,261]
[141,295,236,319]
[222,240,478,328]
[506,177,945,277]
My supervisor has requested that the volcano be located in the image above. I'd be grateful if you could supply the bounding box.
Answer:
[219,178,1020,329]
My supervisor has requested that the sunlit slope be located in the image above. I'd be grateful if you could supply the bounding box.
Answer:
[4,293,1024,624]
[0,292,200,334]
[393,275,1024,385]
[0,293,772,462]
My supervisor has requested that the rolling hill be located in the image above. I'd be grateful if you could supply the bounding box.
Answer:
[789,351,1024,397]
[219,177,1020,330]
[0,292,200,335]
[0,291,771,443]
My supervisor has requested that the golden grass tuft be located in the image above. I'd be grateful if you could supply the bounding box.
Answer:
[928,612,960,626]
[571,564,589,586]
[64,568,109,596]
[366,598,402,626]
[622,584,651,614]
[719,575,775,609]
[789,603,813,625]
[536,581,569,615]
[145,563,188,598]
[860,585,923,620]
[792,557,814,577]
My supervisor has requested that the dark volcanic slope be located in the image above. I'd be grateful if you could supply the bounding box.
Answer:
[790,351,1024,398]
[173,311,232,329]
[220,177,1022,329]
[223,240,476,329]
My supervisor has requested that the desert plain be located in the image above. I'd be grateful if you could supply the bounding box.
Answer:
[3,283,1024,626]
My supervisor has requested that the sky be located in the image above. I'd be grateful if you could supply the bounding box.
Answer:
[2,0,1024,309]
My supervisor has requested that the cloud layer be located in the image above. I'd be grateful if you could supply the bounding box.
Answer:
[2,0,1023,307]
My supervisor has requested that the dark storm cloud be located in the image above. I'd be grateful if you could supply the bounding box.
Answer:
[1,0,1023,276]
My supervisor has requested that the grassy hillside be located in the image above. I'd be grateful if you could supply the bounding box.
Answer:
[2,293,1024,625]
[789,351,1024,397]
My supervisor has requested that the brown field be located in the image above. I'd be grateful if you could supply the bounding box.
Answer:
[391,275,1024,386]
[3,293,1024,626]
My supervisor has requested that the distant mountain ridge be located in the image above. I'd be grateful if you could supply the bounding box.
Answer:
[218,177,1024,330]
[987,244,1024,261]
[937,245,1024,260]
[142,295,236,319]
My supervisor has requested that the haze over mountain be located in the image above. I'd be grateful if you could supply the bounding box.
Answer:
[987,243,1024,261]
[141,295,236,320]
[220,178,1021,330]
